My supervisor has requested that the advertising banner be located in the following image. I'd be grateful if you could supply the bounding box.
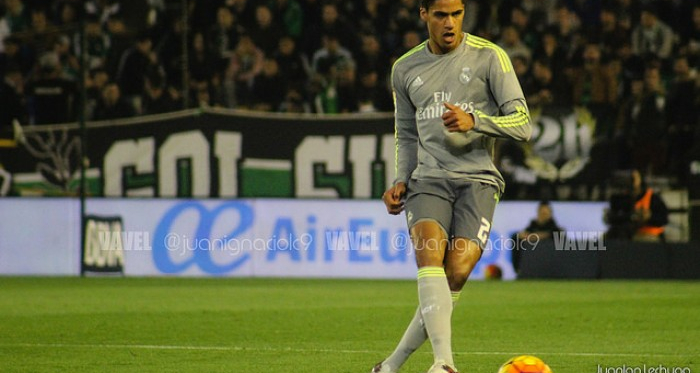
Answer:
[2,106,596,198]
[82,215,125,275]
[85,198,607,280]
[0,198,607,278]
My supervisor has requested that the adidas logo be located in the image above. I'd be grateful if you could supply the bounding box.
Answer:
[411,76,424,88]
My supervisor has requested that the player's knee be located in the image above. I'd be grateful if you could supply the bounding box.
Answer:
[411,220,448,267]
[447,270,470,290]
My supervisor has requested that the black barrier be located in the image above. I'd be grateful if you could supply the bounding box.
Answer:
[518,240,600,279]
[517,239,700,279]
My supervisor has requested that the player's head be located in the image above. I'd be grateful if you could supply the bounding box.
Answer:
[537,201,553,223]
[420,0,466,11]
[420,0,466,55]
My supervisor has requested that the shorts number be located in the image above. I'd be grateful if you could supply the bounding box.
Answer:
[477,217,490,245]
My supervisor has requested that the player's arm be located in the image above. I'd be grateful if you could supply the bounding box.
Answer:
[383,66,418,214]
[392,67,419,187]
[471,51,532,142]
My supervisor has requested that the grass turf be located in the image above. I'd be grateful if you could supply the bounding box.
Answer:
[0,278,697,372]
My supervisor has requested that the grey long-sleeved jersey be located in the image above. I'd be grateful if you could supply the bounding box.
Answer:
[392,33,532,194]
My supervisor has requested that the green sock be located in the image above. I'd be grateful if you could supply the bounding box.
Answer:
[417,266,454,366]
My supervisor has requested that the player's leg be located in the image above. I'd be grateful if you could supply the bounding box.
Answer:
[374,180,455,373]
[379,273,462,372]
[408,179,457,370]
[444,237,482,292]
[412,220,458,371]
[442,181,498,369]
[446,181,499,291]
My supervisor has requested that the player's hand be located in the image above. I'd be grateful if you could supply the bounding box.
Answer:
[383,182,406,215]
[442,102,475,132]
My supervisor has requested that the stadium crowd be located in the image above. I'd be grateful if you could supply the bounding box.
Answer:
[0,0,699,195]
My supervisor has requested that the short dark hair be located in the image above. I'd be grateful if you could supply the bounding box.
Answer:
[420,0,466,10]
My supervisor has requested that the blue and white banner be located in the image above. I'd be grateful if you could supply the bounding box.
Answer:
[0,198,607,279]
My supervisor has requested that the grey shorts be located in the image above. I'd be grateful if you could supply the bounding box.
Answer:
[404,178,500,248]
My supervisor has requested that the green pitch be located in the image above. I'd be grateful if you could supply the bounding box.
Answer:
[0,278,697,372]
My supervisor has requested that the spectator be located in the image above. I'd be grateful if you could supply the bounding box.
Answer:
[386,0,423,50]
[612,40,645,101]
[251,58,285,112]
[142,72,180,115]
[302,2,358,58]
[103,14,130,78]
[278,86,309,113]
[74,14,110,70]
[25,52,76,124]
[1,0,30,36]
[613,0,640,34]
[55,1,78,27]
[0,65,25,135]
[679,4,700,60]
[269,0,303,41]
[335,59,357,113]
[156,13,186,88]
[510,5,539,52]
[357,67,391,113]
[52,34,79,81]
[516,201,563,241]
[572,43,618,139]
[548,4,582,62]
[230,0,256,31]
[534,30,567,79]
[299,0,321,34]
[272,35,308,92]
[566,0,601,33]
[225,33,264,108]
[188,0,223,33]
[84,67,110,120]
[309,73,336,114]
[92,82,135,120]
[595,6,628,59]
[666,55,699,184]
[207,6,240,71]
[606,169,669,242]
[390,29,422,64]
[0,35,33,75]
[249,4,283,56]
[526,58,573,107]
[311,32,354,82]
[115,32,161,114]
[461,0,479,34]
[498,25,532,62]
[512,201,562,273]
[188,32,218,92]
[355,33,388,81]
[355,0,388,36]
[631,4,674,62]
[26,6,60,57]
[512,55,532,90]
[621,64,668,176]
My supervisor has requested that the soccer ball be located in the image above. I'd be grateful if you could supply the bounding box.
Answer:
[483,264,503,280]
[497,355,552,373]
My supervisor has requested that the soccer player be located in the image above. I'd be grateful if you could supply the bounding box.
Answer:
[373,0,532,372]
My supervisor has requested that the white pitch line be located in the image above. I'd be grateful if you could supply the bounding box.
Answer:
[3,343,693,359]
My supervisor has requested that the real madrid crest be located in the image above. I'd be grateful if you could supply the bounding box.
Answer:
[459,67,472,84]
